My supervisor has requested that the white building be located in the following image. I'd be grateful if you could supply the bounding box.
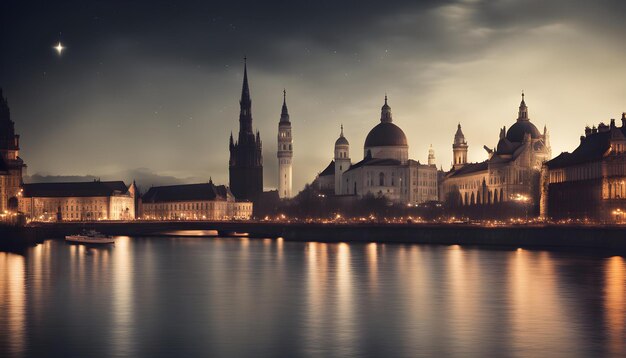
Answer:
[315,96,438,204]
[277,90,293,199]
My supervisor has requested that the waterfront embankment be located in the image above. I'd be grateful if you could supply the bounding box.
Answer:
[4,221,625,251]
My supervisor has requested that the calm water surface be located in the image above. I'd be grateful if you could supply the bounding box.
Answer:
[0,236,625,358]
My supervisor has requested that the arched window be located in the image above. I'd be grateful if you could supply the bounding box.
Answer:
[379,172,385,186]
[391,172,395,186]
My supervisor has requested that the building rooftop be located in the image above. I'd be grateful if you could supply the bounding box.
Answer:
[345,156,402,172]
[446,161,489,178]
[23,181,130,198]
[319,160,335,177]
[142,182,233,203]
[545,128,615,169]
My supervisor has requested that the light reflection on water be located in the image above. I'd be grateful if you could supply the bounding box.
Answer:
[0,237,624,358]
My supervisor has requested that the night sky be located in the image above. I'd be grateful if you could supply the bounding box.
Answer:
[2,0,626,192]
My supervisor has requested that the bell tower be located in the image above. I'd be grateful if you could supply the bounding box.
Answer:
[452,123,468,170]
[277,90,293,199]
[334,125,351,195]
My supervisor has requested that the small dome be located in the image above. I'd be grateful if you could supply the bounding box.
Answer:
[364,122,408,147]
[335,136,349,146]
[335,124,349,146]
[506,121,541,142]
[454,123,466,145]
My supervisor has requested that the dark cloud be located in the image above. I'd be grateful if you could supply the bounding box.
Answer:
[2,0,626,193]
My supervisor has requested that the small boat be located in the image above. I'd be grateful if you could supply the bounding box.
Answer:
[65,230,115,244]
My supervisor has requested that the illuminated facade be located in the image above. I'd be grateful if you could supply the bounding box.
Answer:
[140,181,252,220]
[441,93,551,217]
[0,89,26,213]
[19,181,136,221]
[314,96,438,204]
[541,114,626,221]
[277,90,293,199]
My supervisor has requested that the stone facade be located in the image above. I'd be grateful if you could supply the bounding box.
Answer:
[541,114,626,221]
[19,181,136,221]
[314,97,438,205]
[140,182,252,220]
[441,94,551,217]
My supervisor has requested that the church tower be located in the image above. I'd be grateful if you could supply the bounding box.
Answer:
[277,90,293,199]
[428,144,436,166]
[452,123,468,170]
[0,88,25,211]
[229,59,263,201]
[334,125,350,195]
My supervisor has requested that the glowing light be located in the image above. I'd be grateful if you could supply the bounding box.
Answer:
[53,41,65,55]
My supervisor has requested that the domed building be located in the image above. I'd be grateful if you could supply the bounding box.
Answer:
[441,93,551,217]
[313,96,438,204]
[363,96,409,163]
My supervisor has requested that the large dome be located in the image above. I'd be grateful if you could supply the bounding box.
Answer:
[506,121,541,143]
[364,122,408,147]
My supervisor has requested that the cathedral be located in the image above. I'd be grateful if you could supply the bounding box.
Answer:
[314,96,438,205]
[229,59,263,202]
[440,93,551,216]
[0,89,26,213]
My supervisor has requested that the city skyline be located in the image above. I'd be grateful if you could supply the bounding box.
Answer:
[2,0,626,192]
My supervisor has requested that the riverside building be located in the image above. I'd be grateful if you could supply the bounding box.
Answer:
[19,180,136,221]
[440,93,551,218]
[313,96,438,204]
[541,113,626,222]
[140,181,252,220]
[0,88,27,214]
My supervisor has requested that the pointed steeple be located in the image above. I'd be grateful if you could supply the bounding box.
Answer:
[241,57,251,107]
[280,89,290,123]
[380,94,392,123]
[238,57,254,135]
[518,91,529,121]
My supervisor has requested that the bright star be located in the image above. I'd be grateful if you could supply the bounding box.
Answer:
[53,41,65,55]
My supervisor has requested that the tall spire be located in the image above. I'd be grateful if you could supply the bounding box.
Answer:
[340,124,344,137]
[280,89,290,123]
[240,57,251,108]
[238,57,253,135]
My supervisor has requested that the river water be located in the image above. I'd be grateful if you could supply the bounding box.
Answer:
[0,236,624,357]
